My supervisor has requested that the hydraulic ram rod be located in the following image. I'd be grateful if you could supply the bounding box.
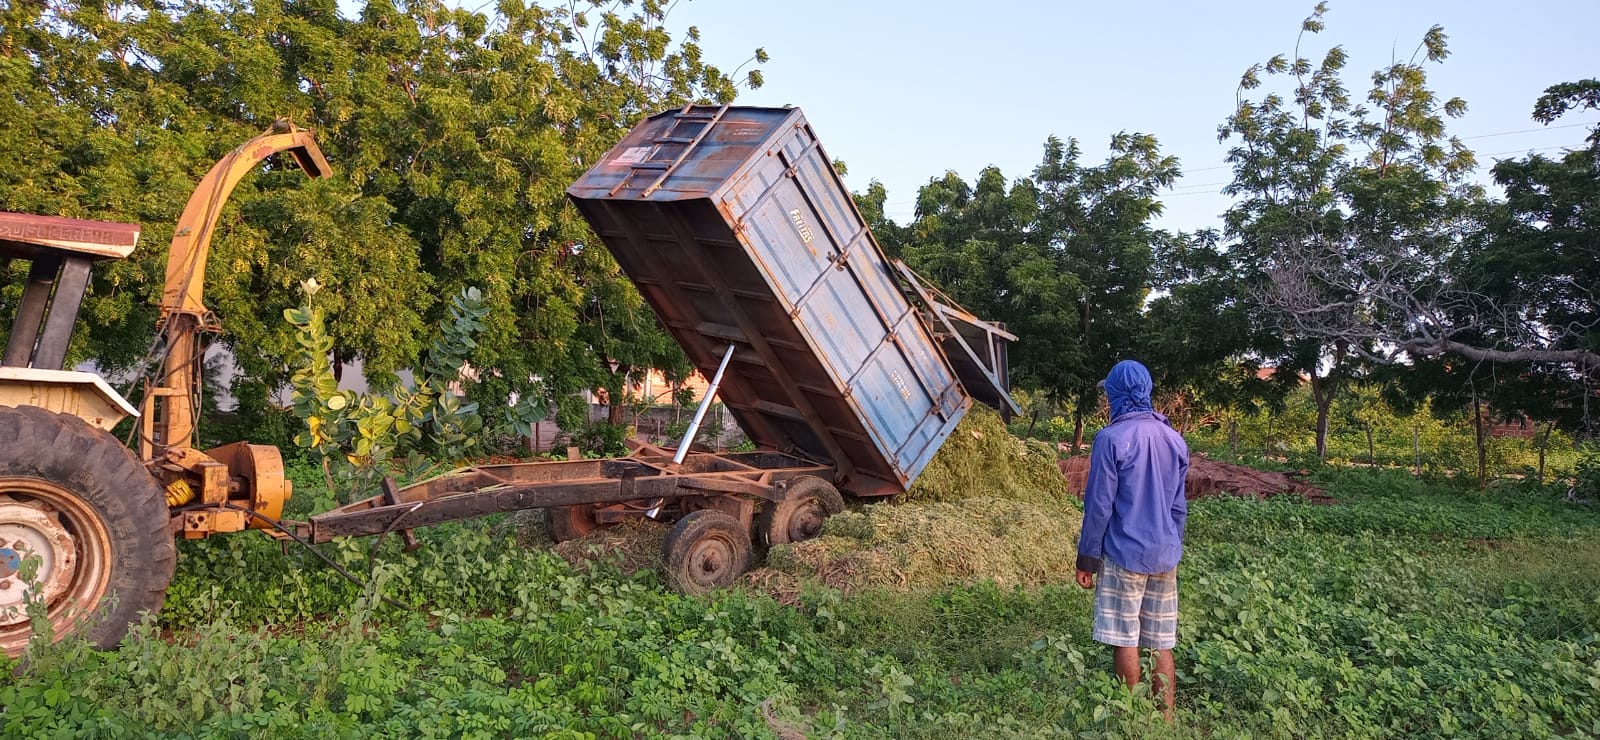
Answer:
[674,343,737,465]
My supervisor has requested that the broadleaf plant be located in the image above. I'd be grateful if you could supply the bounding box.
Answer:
[284,281,542,503]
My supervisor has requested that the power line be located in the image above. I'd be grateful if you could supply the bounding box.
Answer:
[1162,145,1579,199]
[1479,143,1580,159]
[1460,121,1595,140]
[1167,180,1233,194]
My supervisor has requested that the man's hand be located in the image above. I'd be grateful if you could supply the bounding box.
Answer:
[1075,569,1095,590]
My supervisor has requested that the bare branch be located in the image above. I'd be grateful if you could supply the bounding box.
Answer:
[1253,221,1600,379]
[1400,338,1600,373]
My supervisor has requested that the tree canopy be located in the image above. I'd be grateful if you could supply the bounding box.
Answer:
[3,0,1596,451]
[0,0,762,423]
[865,4,1598,449]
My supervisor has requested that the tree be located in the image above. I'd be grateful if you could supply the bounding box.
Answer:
[0,0,766,436]
[1233,74,1600,445]
[1338,382,1391,465]
[892,134,1176,446]
[1218,3,1477,459]
[896,165,1075,432]
[1141,228,1295,441]
[1532,78,1600,149]
[902,166,1039,321]
[1031,134,1179,447]
[1449,100,1600,439]
[853,180,907,258]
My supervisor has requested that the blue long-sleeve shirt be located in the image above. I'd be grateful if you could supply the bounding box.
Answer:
[1075,409,1190,575]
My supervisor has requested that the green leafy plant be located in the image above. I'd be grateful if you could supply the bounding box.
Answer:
[5,461,1600,737]
[284,281,543,502]
[1574,449,1600,502]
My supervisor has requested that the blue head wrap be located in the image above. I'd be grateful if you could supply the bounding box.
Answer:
[1103,359,1155,420]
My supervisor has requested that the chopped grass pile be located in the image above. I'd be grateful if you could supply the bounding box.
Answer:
[508,405,1075,597]
[547,519,669,576]
[903,404,1067,504]
[745,496,1084,601]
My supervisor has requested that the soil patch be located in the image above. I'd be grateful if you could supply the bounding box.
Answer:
[1058,454,1332,504]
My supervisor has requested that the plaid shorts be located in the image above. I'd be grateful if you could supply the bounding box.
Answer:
[1093,559,1178,649]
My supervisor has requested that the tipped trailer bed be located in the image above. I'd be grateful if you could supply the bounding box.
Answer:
[297,106,1018,591]
[566,104,1017,496]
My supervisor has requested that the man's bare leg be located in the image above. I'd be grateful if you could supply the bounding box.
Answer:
[1114,647,1176,721]
[1152,648,1175,721]
[1113,646,1141,689]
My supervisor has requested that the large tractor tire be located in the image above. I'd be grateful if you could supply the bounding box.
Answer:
[0,405,175,658]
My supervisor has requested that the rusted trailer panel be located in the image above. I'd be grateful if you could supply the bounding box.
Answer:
[568,106,974,496]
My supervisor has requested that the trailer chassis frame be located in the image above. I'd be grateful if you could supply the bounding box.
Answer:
[295,441,834,545]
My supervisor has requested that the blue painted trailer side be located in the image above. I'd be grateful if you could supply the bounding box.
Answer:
[568,106,975,496]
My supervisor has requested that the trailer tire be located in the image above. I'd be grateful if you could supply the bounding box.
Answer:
[544,505,603,543]
[0,406,175,658]
[663,510,751,594]
[757,476,844,547]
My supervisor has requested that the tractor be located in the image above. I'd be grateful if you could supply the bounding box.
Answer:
[0,121,329,656]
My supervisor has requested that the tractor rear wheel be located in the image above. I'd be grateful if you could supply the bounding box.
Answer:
[0,406,175,657]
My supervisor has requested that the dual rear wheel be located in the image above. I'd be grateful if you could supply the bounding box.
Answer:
[545,475,845,594]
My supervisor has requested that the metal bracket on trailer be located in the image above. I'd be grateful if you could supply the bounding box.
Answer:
[892,260,1021,418]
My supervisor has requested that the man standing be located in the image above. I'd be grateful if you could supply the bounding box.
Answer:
[1074,359,1189,721]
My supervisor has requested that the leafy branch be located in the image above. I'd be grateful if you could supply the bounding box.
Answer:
[284,280,543,502]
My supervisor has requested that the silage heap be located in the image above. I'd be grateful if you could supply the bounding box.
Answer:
[746,406,1080,599]
[902,405,1067,505]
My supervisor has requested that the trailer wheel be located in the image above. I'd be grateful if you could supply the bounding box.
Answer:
[757,476,845,547]
[0,406,175,658]
[544,505,602,543]
[662,510,751,594]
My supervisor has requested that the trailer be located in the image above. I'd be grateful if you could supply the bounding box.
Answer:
[295,105,1019,591]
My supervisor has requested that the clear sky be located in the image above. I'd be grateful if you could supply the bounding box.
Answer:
[666,0,1599,231]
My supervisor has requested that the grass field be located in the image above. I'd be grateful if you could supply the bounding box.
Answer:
[3,465,1598,738]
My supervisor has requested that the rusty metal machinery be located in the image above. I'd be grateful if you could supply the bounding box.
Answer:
[139,120,330,537]
[0,122,332,656]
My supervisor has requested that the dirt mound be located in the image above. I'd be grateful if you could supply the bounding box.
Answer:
[902,405,1068,505]
[742,496,1084,602]
[1058,454,1331,503]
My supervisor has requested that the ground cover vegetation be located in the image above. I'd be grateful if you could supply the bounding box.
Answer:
[1,461,1596,737]
[3,0,1600,737]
